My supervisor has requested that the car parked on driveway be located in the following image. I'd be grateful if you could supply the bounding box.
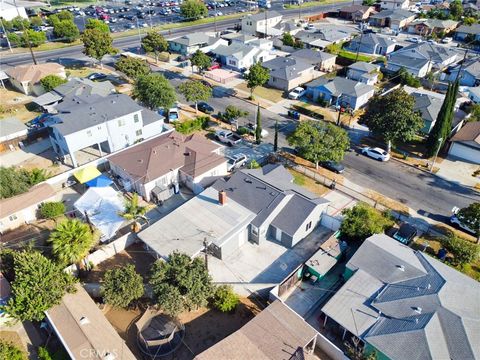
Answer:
[321,161,345,174]
[87,72,107,81]
[393,223,417,245]
[450,207,477,235]
[361,147,390,161]
[227,153,248,171]
[215,130,242,146]
[197,102,214,114]
[288,86,306,100]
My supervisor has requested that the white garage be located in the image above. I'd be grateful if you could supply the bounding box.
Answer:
[448,122,480,165]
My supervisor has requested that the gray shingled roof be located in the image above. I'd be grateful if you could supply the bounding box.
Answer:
[388,53,430,70]
[212,43,257,59]
[411,92,443,123]
[393,42,460,65]
[348,61,378,73]
[290,49,336,65]
[0,117,27,138]
[262,57,313,81]
[307,76,374,98]
[245,10,282,22]
[170,33,215,46]
[409,18,459,30]
[322,234,480,360]
[350,33,395,49]
[455,23,480,35]
[370,9,415,20]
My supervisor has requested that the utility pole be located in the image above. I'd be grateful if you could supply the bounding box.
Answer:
[214,2,217,34]
[203,238,209,271]
[430,137,443,173]
[354,30,364,62]
[13,0,37,64]
[264,8,268,39]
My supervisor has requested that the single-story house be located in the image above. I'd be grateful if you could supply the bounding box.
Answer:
[212,43,275,72]
[0,183,57,233]
[407,18,459,36]
[346,61,380,85]
[339,5,375,22]
[454,23,480,42]
[448,121,480,164]
[5,63,66,96]
[195,300,318,359]
[386,54,431,77]
[138,164,329,260]
[168,33,227,55]
[45,284,136,360]
[241,10,283,37]
[294,31,332,50]
[468,86,480,103]
[445,57,480,87]
[290,48,337,72]
[0,117,28,150]
[306,76,375,110]
[108,132,227,202]
[346,33,397,56]
[262,56,317,91]
[380,0,409,10]
[33,77,115,113]
[321,234,480,360]
[220,32,258,45]
[369,9,417,31]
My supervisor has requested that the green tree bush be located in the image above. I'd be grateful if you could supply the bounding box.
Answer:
[396,67,421,88]
[52,19,80,43]
[282,32,294,46]
[30,16,43,27]
[255,104,262,145]
[101,264,144,308]
[39,201,66,219]
[174,116,209,134]
[115,56,150,80]
[178,80,212,112]
[82,28,115,66]
[85,18,110,33]
[120,193,147,222]
[441,235,479,265]
[457,202,480,243]
[141,31,168,63]
[180,0,208,20]
[212,285,239,312]
[8,29,46,47]
[221,105,248,123]
[190,50,212,74]
[0,341,25,360]
[37,346,53,360]
[0,167,47,199]
[11,16,30,30]
[133,73,177,110]
[245,62,270,99]
[40,74,67,91]
[340,202,394,241]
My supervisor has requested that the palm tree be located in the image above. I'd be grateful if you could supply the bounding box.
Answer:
[48,219,94,267]
[120,193,148,231]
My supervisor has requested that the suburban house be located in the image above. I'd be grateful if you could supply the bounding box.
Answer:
[0,117,28,150]
[221,32,258,45]
[338,5,375,22]
[33,77,115,113]
[138,164,329,261]
[0,183,57,234]
[346,61,380,85]
[295,26,355,50]
[49,94,165,168]
[168,33,227,55]
[380,0,409,10]
[369,9,417,31]
[294,31,332,50]
[454,23,480,42]
[346,33,397,56]
[212,43,275,72]
[445,57,480,86]
[5,63,66,96]
[468,86,480,103]
[262,57,317,91]
[241,11,283,37]
[448,121,480,164]
[410,91,443,134]
[386,53,431,77]
[290,48,337,72]
[407,18,459,36]
[305,76,375,110]
[321,234,480,360]
[195,300,318,360]
[45,284,136,360]
[0,0,28,20]
[108,132,227,202]
[274,19,303,36]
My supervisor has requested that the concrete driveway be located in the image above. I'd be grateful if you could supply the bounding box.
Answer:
[436,156,480,188]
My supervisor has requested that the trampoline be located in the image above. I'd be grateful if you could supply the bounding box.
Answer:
[136,309,185,358]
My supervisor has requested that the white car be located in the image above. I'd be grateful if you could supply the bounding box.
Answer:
[406,37,422,43]
[361,147,390,161]
[450,207,476,234]
[288,87,306,100]
[227,153,248,171]
[442,37,453,43]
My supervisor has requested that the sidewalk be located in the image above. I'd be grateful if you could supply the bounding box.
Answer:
[435,156,480,188]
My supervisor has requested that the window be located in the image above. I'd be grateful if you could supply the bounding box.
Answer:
[305,221,312,231]
[9,214,18,222]
[97,126,102,130]
[86,130,92,137]
[118,119,126,127]
[251,225,258,235]
[136,129,142,136]
[134,114,139,123]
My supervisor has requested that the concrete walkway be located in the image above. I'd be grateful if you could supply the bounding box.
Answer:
[0,138,51,167]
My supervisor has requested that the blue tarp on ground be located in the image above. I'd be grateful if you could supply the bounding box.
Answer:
[85,174,113,188]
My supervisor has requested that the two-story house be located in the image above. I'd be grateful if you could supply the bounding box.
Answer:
[241,11,283,37]
[347,61,381,85]
[48,94,165,167]
[380,0,409,10]
[168,33,227,55]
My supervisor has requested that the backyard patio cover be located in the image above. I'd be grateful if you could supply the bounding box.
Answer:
[85,174,113,188]
[74,166,102,184]
[74,187,125,241]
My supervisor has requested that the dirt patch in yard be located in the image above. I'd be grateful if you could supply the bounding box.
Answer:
[1,219,56,249]
[0,88,41,122]
[0,331,28,356]
[235,82,285,103]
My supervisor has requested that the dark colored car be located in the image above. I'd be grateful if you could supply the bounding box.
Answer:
[321,161,345,174]
[87,73,107,81]
[198,102,214,114]
[393,223,417,245]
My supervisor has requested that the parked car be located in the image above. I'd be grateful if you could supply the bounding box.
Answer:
[215,130,242,146]
[208,62,221,71]
[450,208,476,235]
[87,72,107,81]
[321,161,345,174]
[168,107,179,122]
[197,102,214,114]
[361,146,390,161]
[227,153,248,171]
[442,37,453,44]
[393,223,417,245]
[288,87,306,100]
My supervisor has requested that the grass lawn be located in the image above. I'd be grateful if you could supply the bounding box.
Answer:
[288,168,329,195]
[284,0,350,9]
[235,82,285,103]
[338,49,374,62]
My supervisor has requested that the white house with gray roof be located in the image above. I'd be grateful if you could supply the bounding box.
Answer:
[48,94,165,167]
[322,234,480,360]
[138,164,329,260]
[262,57,317,91]
[445,57,480,87]
[168,33,227,55]
[454,23,480,42]
[212,43,275,71]
[290,49,337,72]
[346,33,397,56]
[241,11,283,37]
[347,62,380,85]
[305,76,375,110]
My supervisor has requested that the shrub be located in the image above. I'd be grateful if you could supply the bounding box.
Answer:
[248,159,261,169]
[40,74,67,92]
[212,285,239,312]
[37,347,53,360]
[39,201,65,219]
[340,202,394,241]
[236,127,248,136]
[0,341,25,360]
[174,116,209,134]
[101,264,144,308]
[441,235,479,265]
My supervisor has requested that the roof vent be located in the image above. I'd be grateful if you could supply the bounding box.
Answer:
[427,283,431,290]
[413,307,422,314]
[396,265,405,272]
[79,316,90,325]
[415,318,419,324]
[244,178,252,184]
[138,159,143,163]
[153,150,157,155]
[103,353,116,360]
[184,151,191,156]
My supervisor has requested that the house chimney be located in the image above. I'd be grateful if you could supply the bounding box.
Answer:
[218,190,227,205]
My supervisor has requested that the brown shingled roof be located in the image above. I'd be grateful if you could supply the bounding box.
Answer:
[6,63,65,84]
[451,121,480,147]
[108,132,225,184]
[0,183,56,219]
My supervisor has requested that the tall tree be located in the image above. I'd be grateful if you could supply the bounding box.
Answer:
[101,264,144,308]
[180,0,208,20]
[120,193,147,222]
[282,32,294,46]
[274,120,279,152]
[359,88,423,152]
[221,105,248,123]
[82,28,115,67]
[190,50,211,74]
[141,31,168,63]
[255,104,262,145]
[48,219,94,267]
[85,18,110,33]
[52,19,80,43]
[457,202,480,243]
[288,120,350,169]
[1,251,77,321]
[115,56,150,80]
[40,74,67,91]
[133,73,177,110]
[244,62,270,99]
[149,252,213,316]
[449,0,463,20]
[178,80,212,112]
